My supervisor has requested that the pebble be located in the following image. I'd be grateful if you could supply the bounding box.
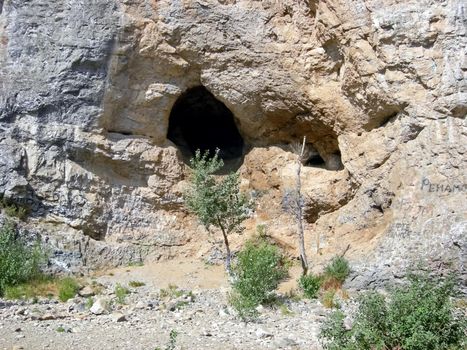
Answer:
[111,312,127,322]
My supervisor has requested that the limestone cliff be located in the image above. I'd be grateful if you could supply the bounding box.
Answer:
[0,0,465,289]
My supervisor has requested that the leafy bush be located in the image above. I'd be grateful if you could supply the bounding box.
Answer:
[299,273,321,299]
[58,277,80,302]
[230,239,288,317]
[320,273,466,350]
[115,284,130,304]
[324,256,350,285]
[0,221,45,295]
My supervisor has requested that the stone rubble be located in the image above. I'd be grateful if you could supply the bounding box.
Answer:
[0,280,337,350]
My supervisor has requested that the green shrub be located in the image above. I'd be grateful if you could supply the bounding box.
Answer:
[58,277,80,302]
[324,256,350,284]
[299,273,321,299]
[115,283,130,304]
[129,280,145,288]
[230,239,288,318]
[320,273,466,350]
[0,221,45,295]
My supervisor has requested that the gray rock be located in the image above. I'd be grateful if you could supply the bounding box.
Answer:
[89,298,109,315]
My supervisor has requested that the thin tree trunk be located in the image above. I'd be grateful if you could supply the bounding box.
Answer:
[297,136,309,276]
[217,217,232,276]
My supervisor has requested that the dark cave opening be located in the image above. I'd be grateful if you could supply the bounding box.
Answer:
[306,153,326,167]
[167,86,244,161]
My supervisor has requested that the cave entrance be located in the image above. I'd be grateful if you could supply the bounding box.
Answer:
[167,86,244,163]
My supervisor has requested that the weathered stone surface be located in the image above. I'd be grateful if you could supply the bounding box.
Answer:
[0,0,465,289]
[90,298,110,316]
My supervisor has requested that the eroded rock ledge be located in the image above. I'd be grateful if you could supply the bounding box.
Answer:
[0,0,465,290]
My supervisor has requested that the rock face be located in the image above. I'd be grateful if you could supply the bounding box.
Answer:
[0,0,465,289]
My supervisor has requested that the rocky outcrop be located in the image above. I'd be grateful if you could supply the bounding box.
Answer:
[0,0,465,289]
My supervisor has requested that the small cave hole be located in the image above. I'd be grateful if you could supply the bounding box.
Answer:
[167,86,244,162]
[305,153,326,167]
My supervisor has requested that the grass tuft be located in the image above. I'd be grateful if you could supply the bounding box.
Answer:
[129,280,145,288]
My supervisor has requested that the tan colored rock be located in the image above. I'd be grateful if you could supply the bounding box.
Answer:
[0,0,465,289]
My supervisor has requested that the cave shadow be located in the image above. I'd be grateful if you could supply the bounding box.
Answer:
[167,86,245,173]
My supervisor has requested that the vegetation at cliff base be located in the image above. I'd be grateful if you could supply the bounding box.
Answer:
[230,238,288,318]
[320,272,466,350]
[0,221,46,295]
[58,277,80,302]
[298,255,350,305]
[299,273,321,299]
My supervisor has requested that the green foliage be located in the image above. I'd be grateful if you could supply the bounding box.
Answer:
[4,275,50,300]
[320,311,350,350]
[127,260,144,267]
[324,256,350,284]
[85,297,94,309]
[155,330,178,350]
[159,284,184,299]
[115,283,130,304]
[184,149,251,234]
[0,221,45,295]
[299,273,321,299]
[184,150,251,273]
[0,197,29,221]
[230,239,288,318]
[129,280,145,288]
[279,302,295,316]
[58,277,80,302]
[386,273,465,350]
[167,330,178,350]
[4,205,28,220]
[320,273,466,350]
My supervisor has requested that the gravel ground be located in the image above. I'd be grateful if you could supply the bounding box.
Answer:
[0,262,334,350]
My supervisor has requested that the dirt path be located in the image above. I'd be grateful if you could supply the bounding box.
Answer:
[95,259,228,290]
